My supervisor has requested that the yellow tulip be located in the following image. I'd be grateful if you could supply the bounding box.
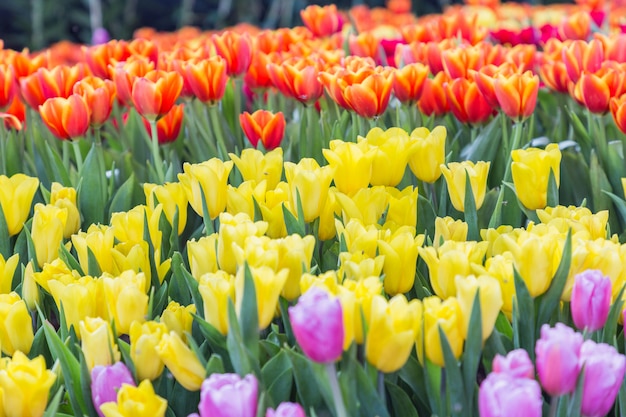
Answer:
[226,180,267,219]
[360,127,420,187]
[71,224,116,275]
[236,266,288,330]
[335,218,380,258]
[179,159,234,220]
[232,235,280,272]
[217,213,268,275]
[484,254,515,318]
[317,187,339,241]
[259,182,290,239]
[198,271,235,335]
[31,204,67,268]
[144,183,188,236]
[0,253,19,294]
[408,126,446,183]
[536,205,608,241]
[378,228,425,295]
[110,205,163,249]
[161,301,196,342]
[155,331,205,391]
[335,186,388,226]
[300,270,340,295]
[187,233,219,280]
[0,352,55,417]
[229,147,283,191]
[100,379,167,417]
[32,258,77,294]
[0,174,39,236]
[384,186,419,230]
[21,262,39,312]
[343,277,383,344]
[276,234,316,300]
[511,143,561,210]
[420,296,464,367]
[455,274,503,342]
[339,251,385,282]
[513,232,562,297]
[50,182,80,238]
[129,320,167,381]
[48,276,100,337]
[79,317,120,370]
[0,293,34,356]
[433,216,468,249]
[365,294,421,373]
[322,139,375,195]
[441,161,490,212]
[102,271,148,335]
[110,242,152,291]
[284,158,334,223]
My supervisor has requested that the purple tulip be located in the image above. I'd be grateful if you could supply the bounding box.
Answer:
[535,323,583,396]
[492,349,534,379]
[478,372,543,417]
[195,373,258,417]
[266,402,306,417]
[571,270,611,332]
[579,340,626,417]
[288,287,344,364]
[91,362,136,417]
[91,27,110,45]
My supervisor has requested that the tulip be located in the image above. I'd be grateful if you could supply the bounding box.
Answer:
[535,323,583,396]
[444,78,493,125]
[155,331,205,391]
[407,126,447,184]
[300,4,343,37]
[111,58,155,106]
[129,321,167,381]
[366,294,421,373]
[0,253,19,294]
[217,213,268,274]
[91,362,136,417]
[0,293,34,356]
[144,182,188,236]
[493,71,539,122]
[267,58,324,105]
[229,148,283,191]
[492,349,534,379]
[187,234,219,279]
[30,203,67,268]
[343,72,393,119]
[478,372,542,417]
[335,186,389,226]
[289,287,344,363]
[511,143,561,210]
[284,158,334,223]
[102,271,148,335]
[441,161,490,212]
[323,140,375,196]
[455,275,503,342]
[561,39,604,84]
[142,104,185,144]
[276,234,316,300]
[0,65,16,111]
[513,232,561,298]
[182,57,229,105]
[579,340,626,417]
[39,94,90,140]
[212,31,252,77]
[239,110,286,150]
[192,373,258,417]
[266,402,306,417]
[198,271,235,335]
[611,94,626,135]
[576,68,626,114]
[80,317,121,371]
[72,225,117,275]
[236,266,288,330]
[131,70,183,121]
[339,251,385,282]
[420,296,464,367]
[385,186,419,230]
[433,216,468,249]
[73,76,116,127]
[50,182,81,238]
[160,301,195,342]
[0,352,56,417]
[392,63,429,104]
[570,270,611,332]
[99,379,167,417]
[226,180,267,219]
[179,158,234,220]
[418,72,449,117]
[378,228,424,295]
[21,65,87,109]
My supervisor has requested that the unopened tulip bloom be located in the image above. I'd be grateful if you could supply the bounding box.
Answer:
[217,213,268,275]
[455,275,503,342]
[441,161,490,212]
[80,317,121,370]
[284,158,334,223]
[236,266,288,330]
[535,323,583,396]
[100,379,167,417]
[300,4,343,37]
[492,349,534,379]
[31,203,67,268]
[511,143,561,210]
[378,228,424,295]
[212,31,252,77]
[0,253,19,294]
[182,57,228,105]
[408,126,446,183]
[198,271,235,335]
[156,331,205,391]
[229,148,283,191]
[343,72,393,119]
[267,58,323,105]
[571,270,611,332]
[144,182,188,236]
[91,362,136,417]
[322,140,375,196]
[610,94,626,135]
[579,340,626,417]
[266,403,305,417]
[393,63,429,104]
[191,373,258,417]
[142,104,185,144]
[102,271,149,335]
[239,110,286,150]
[50,182,80,238]
[0,352,56,417]
[433,216,468,248]
[420,296,464,367]
[360,127,420,187]
[0,174,39,236]
[73,76,115,127]
[160,301,195,342]
[129,321,167,381]
[493,71,539,122]
[478,372,542,417]
[0,292,34,355]
[131,70,183,121]
[179,159,233,220]
[39,94,91,140]
[289,287,344,363]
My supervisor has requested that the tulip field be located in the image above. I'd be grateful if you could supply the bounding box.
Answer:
[3,0,626,416]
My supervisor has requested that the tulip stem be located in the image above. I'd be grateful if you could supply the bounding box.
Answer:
[72,140,84,173]
[377,371,386,404]
[207,104,231,159]
[149,120,165,183]
[232,77,244,151]
[325,362,348,417]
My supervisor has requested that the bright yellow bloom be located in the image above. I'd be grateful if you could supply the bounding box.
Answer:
[366,294,421,373]
[144,183,188,235]
[259,182,290,239]
[433,216,468,249]
[226,180,267,219]
[102,271,148,335]
[79,317,120,370]
[335,218,380,258]
[408,126,446,183]
[339,251,385,282]
[420,296,464,367]
[161,301,196,342]
[236,266,288,330]
[21,262,39,312]
[100,379,167,417]
[343,277,383,344]
[32,258,78,294]
[31,204,67,268]
[335,186,388,226]
[71,224,116,275]
[384,186,419,230]
[50,182,80,238]
[0,174,39,236]
[187,233,219,279]
[284,158,334,223]
[198,271,235,335]
[536,205,608,241]
[276,234,316,300]
[229,147,283,191]
[129,320,167,381]
[0,293,34,356]
[217,212,268,275]
[322,139,375,195]
[155,331,205,391]
[317,186,339,241]
[378,227,425,295]
[455,274,503,342]
[484,254,515,318]
[0,254,19,294]
[110,205,162,249]
[511,143,561,210]
[48,276,101,337]
[179,159,233,220]
[441,161,490,212]
[0,351,56,417]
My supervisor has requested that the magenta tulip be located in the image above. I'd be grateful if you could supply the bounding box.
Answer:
[579,340,626,417]
[535,323,583,396]
[193,373,258,417]
[91,362,136,417]
[492,349,534,379]
[571,270,611,332]
[288,287,344,364]
[478,372,543,417]
[266,402,306,417]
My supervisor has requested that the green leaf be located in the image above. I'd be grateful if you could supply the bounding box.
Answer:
[285,349,325,413]
[42,386,65,417]
[352,358,390,417]
[206,354,225,375]
[0,202,11,259]
[226,299,259,377]
[261,349,293,406]
[44,140,71,185]
[240,263,260,362]
[417,194,436,239]
[439,325,465,417]
[398,356,431,413]
[566,366,585,417]
[58,243,84,276]
[512,268,535,361]
[460,114,502,163]
[200,184,215,235]
[171,252,203,314]
[462,290,482,414]
[602,283,625,345]
[78,349,99,417]
[282,203,305,237]
[78,143,107,227]
[463,170,479,241]
[546,167,559,207]
[108,174,138,219]
[386,382,419,417]
[86,247,102,277]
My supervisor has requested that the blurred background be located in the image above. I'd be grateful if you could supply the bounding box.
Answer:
[0,0,466,51]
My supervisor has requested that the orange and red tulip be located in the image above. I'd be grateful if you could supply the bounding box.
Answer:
[111,57,155,106]
[343,71,393,119]
[471,62,518,109]
[445,78,493,124]
[505,44,537,73]
[0,112,22,131]
[392,63,428,104]
[131,70,183,121]
[493,71,539,122]
[212,31,252,77]
[83,40,131,79]
[418,72,449,116]
[73,76,116,127]
[437,12,488,45]
[441,46,483,79]
[239,109,286,150]
[39,94,90,140]
[595,33,626,63]
[267,57,324,105]
[610,94,626,134]
[244,52,275,91]
[562,39,604,84]
[3,49,47,80]
[300,4,344,38]
[20,65,88,109]
[142,104,185,144]
[558,11,592,41]
[128,38,159,67]
[0,65,16,111]
[576,68,626,114]
[182,56,228,105]
[3,98,25,130]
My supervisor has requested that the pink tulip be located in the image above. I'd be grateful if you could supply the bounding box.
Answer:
[288,287,344,364]
[478,372,543,417]
[91,362,136,417]
[571,270,611,332]
[535,323,583,396]
[266,402,306,417]
[194,373,258,417]
[492,349,534,379]
[579,340,626,417]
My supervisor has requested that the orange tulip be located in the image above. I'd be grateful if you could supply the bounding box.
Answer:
[111,57,155,106]
[437,12,488,45]
[267,57,324,105]
[392,63,428,104]
[300,4,344,37]
[131,70,183,121]
[595,33,626,63]
[441,46,483,79]
[4,98,25,130]
[418,72,449,117]
[142,104,185,144]
[426,39,457,75]
[0,112,22,131]
[343,71,393,119]
[471,62,518,109]
[506,44,537,73]
[558,11,591,41]
[212,31,252,77]
[576,68,625,114]
[182,57,228,105]
[83,39,131,79]
[244,52,275,91]
[39,94,90,140]
[73,76,116,127]
[239,110,286,150]
[349,32,383,62]
[562,39,604,83]
[3,49,47,80]
[610,94,626,134]
[0,65,16,111]
[539,61,571,94]
[128,38,159,67]
[493,71,539,122]
[445,78,493,124]
[20,65,88,109]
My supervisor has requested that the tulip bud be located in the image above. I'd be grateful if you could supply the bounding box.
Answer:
[289,287,344,364]
[511,143,561,210]
[492,349,534,379]
[160,301,195,342]
[420,296,464,367]
[455,274,503,342]
[194,373,258,417]
[322,140,375,196]
[91,362,136,417]
[284,158,335,223]
[187,234,219,279]
[441,161,490,212]
[0,253,19,294]
[80,317,121,371]
[0,174,39,236]
[198,271,235,335]
[478,372,543,417]
[21,262,40,311]
[178,159,234,220]
[130,320,167,381]
[144,182,188,236]
[155,331,205,391]
[99,379,167,417]
[0,292,34,356]
[408,126,446,184]
[535,323,583,396]
[102,271,149,335]
[236,266,288,330]
[433,216,468,249]
[31,203,67,268]
[570,269,611,332]
[266,402,306,417]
